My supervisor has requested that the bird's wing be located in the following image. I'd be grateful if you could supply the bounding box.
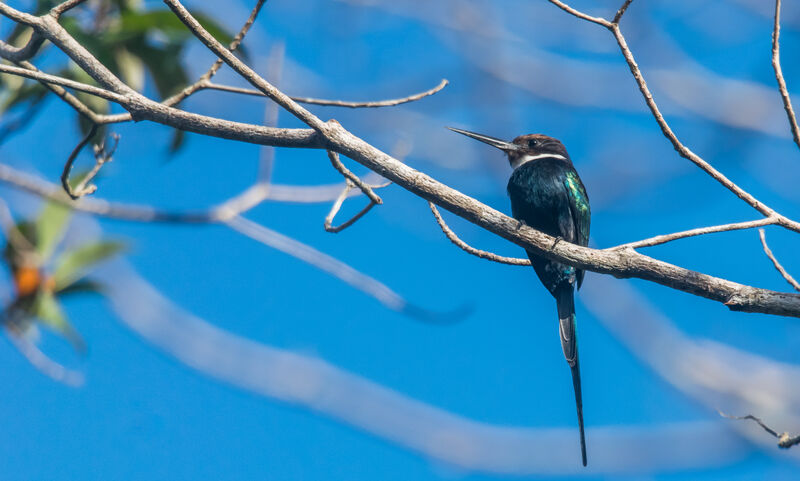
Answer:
[563,169,591,287]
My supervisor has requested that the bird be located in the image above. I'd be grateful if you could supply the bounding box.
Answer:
[447,126,591,466]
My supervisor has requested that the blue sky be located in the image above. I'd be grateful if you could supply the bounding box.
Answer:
[2,0,800,479]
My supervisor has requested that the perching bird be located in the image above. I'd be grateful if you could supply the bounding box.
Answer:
[448,127,591,466]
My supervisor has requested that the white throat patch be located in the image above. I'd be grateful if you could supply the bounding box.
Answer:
[511,153,566,170]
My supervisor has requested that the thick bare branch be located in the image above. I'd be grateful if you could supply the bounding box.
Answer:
[428,202,529,266]
[771,0,800,151]
[758,228,800,292]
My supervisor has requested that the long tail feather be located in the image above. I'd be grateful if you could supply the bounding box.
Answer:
[556,285,587,466]
[571,353,587,466]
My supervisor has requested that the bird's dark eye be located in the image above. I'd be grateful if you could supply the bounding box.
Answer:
[527,139,539,148]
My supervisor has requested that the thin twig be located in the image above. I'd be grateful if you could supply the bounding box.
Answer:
[719,412,800,449]
[612,0,635,24]
[610,217,778,250]
[163,0,268,107]
[4,326,84,386]
[204,78,449,108]
[0,63,126,103]
[73,131,119,197]
[50,0,89,19]
[226,215,408,311]
[771,0,800,151]
[0,32,45,62]
[758,228,800,292]
[428,202,530,266]
[546,0,612,27]
[164,0,328,132]
[324,181,378,233]
[61,124,99,199]
[327,150,382,204]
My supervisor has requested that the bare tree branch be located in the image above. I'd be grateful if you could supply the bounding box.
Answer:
[771,0,800,151]
[613,0,635,24]
[61,124,100,199]
[0,63,127,103]
[546,0,612,27]
[3,325,84,386]
[720,412,800,449]
[0,33,45,62]
[323,182,378,233]
[50,0,89,19]
[327,150,382,204]
[0,162,436,317]
[162,0,268,108]
[610,217,779,251]
[758,228,800,292]
[164,0,327,132]
[204,78,449,108]
[226,215,409,312]
[546,0,800,234]
[428,202,529,266]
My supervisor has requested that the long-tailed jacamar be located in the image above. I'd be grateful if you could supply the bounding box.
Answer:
[448,127,591,466]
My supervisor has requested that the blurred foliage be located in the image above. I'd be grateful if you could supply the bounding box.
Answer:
[0,0,237,152]
[2,201,125,353]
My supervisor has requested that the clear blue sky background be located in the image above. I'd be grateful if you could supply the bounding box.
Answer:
[2,0,800,479]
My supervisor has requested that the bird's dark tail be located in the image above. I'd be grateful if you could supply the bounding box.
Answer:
[556,285,587,467]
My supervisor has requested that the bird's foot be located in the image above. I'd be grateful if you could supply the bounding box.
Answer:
[550,236,564,251]
[515,219,527,231]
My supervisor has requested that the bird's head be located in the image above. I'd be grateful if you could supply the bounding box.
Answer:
[447,127,569,170]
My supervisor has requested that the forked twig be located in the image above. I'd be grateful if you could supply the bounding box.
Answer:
[327,150,382,204]
[758,228,800,292]
[61,125,98,199]
[60,125,119,199]
[324,181,377,233]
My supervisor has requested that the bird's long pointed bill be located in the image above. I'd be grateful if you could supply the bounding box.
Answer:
[447,127,518,152]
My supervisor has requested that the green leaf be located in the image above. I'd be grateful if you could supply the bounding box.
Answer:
[35,202,71,261]
[56,279,105,297]
[33,290,85,352]
[118,9,235,46]
[53,241,125,290]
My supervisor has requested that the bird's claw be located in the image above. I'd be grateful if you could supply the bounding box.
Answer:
[550,236,564,251]
[516,219,527,231]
